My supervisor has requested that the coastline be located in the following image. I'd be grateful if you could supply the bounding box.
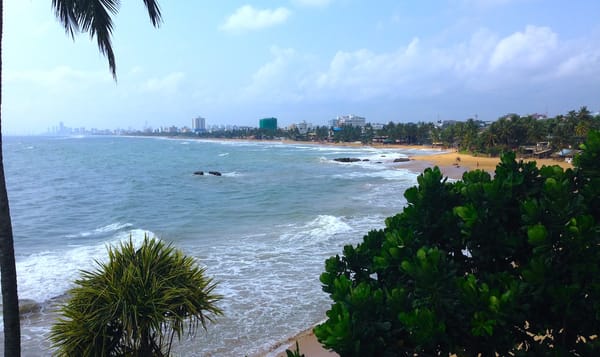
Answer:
[190,137,574,179]
[255,141,573,356]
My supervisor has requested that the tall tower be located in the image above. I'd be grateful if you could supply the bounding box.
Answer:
[192,116,206,133]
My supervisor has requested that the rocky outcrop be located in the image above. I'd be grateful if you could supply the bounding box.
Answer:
[393,158,410,162]
[193,171,204,175]
[333,158,361,163]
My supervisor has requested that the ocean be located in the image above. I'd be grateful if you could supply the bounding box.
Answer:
[1,135,438,356]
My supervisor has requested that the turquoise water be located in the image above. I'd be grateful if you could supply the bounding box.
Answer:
[2,136,437,356]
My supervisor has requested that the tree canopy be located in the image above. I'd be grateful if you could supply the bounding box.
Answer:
[315,131,600,356]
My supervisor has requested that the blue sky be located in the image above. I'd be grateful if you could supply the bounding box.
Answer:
[3,0,600,134]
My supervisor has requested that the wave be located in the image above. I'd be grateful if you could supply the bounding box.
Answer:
[332,168,418,181]
[65,222,133,238]
[16,228,154,304]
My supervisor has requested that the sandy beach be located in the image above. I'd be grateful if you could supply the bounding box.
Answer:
[407,151,573,179]
[267,327,338,357]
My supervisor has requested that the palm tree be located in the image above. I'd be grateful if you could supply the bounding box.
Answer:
[0,1,161,355]
[50,236,222,356]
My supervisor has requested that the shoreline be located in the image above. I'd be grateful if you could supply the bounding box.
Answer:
[192,137,574,179]
[254,141,572,356]
[406,151,573,179]
[260,324,338,357]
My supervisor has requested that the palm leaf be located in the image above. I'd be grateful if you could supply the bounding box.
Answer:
[50,235,222,356]
[51,0,162,79]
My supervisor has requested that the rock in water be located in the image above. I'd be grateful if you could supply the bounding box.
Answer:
[19,299,41,315]
[333,157,361,163]
[193,171,204,175]
[209,171,222,176]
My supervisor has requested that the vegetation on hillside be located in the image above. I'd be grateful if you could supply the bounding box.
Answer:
[315,131,600,356]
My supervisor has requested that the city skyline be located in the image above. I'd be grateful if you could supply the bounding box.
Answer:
[3,1,600,135]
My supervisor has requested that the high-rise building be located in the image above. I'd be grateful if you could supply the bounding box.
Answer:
[192,116,206,133]
[259,117,277,131]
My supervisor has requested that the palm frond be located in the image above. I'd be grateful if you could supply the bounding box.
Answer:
[143,0,163,26]
[51,235,222,356]
[51,0,163,80]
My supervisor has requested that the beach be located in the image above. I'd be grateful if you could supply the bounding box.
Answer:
[407,150,573,179]
[268,327,338,357]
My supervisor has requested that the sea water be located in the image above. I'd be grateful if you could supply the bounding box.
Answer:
[1,136,438,356]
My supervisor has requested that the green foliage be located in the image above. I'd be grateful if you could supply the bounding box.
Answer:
[50,235,222,356]
[316,131,600,356]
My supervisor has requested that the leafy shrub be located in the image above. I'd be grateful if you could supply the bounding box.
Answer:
[51,236,222,356]
[315,132,600,356]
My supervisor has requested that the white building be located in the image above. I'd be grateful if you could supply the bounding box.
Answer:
[192,116,206,132]
[331,114,366,128]
[296,121,313,135]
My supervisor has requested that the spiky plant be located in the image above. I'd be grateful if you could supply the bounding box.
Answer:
[50,235,222,356]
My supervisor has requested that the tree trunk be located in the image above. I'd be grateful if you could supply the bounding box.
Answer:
[0,0,22,355]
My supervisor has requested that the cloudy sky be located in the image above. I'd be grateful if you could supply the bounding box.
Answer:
[3,0,600,134]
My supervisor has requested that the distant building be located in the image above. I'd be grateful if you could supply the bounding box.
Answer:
[370,123,385,130]
[295,120,312,135]
[259,117,278,131]
[192,116,206,133]
[331,114,366,128]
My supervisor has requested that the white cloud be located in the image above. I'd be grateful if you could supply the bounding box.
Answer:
[235,25,599,109]
[142,72,186,94]
[292,0,333,7]
[489,25,557,70]
[220,5,291,33]
[314,37,425,99]
[241,47,312,102]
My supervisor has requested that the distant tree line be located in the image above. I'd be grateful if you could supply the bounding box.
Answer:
[374,106,599,155]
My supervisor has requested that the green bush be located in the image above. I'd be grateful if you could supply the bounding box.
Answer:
[50,236,222,356]
[315,132,600,356]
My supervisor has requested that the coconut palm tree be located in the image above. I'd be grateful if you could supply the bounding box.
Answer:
[50,236,222,356]
[0,1,161,355]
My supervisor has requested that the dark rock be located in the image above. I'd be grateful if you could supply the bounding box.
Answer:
[209,171,222,176]
[193,171,204,175]
[393,158,410,162]
[19,299,41,315]
[362,159,370,161]
[333,157,361,163]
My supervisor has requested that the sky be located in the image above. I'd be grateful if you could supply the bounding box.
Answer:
[3,0,600,134]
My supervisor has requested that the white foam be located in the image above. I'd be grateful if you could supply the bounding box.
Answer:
[16,228,153,303]
[218,152,230,157]
[221,171,241,177]
[332,168,418,181]
[65,222,133,238]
